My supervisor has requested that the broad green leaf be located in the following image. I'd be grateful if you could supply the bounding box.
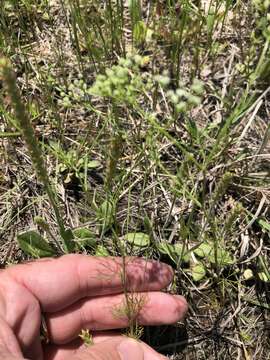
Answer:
[17,230,55,258]
[208,248,234,266]
[124,232,150,247]
[173,244,191,262]
[73,228,97,248]
[192,263,206,282]
[194,243,213,258]
[77,158,101,169]
[34,216,50,232]
[157,242,190,263]
[73,227,94,239]
[194,243,234,266]
[95,245,110,256]
[87,160,101,169]
[61,228,75,253]
[158,242,176,258]
[258,272,269,282]
[97,200,115,230]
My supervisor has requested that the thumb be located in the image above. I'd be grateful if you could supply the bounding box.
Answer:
[93,337,165,360]
[48,337,168,360]
[79,338,144,360]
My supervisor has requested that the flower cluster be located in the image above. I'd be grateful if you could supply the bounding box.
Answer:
[59,77,88,107]
[89,54,151,104]
[166,79,204,114]
[252,0,270,40]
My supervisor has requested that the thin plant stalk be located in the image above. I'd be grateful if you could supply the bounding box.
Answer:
[0,59,73,253]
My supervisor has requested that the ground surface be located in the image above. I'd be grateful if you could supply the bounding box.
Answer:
[0,1,270,359]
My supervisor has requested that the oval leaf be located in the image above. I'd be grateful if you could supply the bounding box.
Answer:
[124,232,150,247]
[157,242,190,263]
[17,230,56,258]
[158,242,176,257]
[258,272,269,282]
[192,263,206,282]
[194,243,213,258]
[73,227,97,249]
[61,228,75,252]
[73,227,94,239]
[87,160,101,169]
[173,244,191,262]
[97,200,115,230]
[95,245,110,256]
[208,248,234,266]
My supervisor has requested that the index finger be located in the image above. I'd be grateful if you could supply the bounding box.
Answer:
[6,254,173,312]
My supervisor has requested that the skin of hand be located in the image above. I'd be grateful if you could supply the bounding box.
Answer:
[0,254,188,360]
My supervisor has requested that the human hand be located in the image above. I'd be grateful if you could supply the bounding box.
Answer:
[0,254,187,360]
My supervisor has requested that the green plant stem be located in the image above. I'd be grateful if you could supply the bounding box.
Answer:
[1,60,73,253]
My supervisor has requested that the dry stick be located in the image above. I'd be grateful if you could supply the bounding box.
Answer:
[239,238,263,265]
[238,99,263,143]
[243,194,266,232]
[221,48,235,100]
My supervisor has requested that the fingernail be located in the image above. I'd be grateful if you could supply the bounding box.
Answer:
[117,339,143,360]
